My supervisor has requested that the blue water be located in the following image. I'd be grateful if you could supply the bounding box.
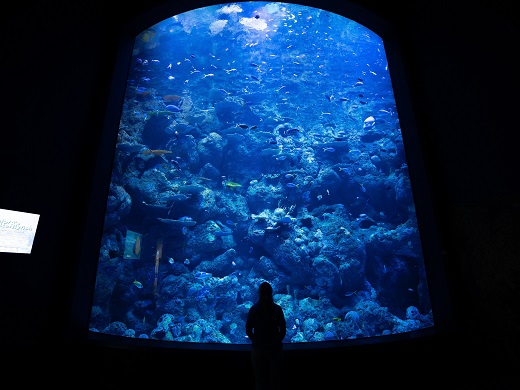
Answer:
[89,2,433,344]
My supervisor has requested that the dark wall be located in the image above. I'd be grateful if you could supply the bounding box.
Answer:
[1,0,518,387]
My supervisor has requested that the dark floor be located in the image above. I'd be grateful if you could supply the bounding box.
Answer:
[6,331,519,389]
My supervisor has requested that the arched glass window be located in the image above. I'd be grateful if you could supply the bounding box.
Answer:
[85,2,440,348]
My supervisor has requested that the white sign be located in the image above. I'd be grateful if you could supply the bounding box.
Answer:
[0,208,40,254]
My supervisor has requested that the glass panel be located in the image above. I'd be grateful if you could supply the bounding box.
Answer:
[89,2,433,344]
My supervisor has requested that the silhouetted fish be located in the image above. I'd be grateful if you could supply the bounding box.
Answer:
[165,104,181,112]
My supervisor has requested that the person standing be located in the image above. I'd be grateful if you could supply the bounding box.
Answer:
[246,281,287,390]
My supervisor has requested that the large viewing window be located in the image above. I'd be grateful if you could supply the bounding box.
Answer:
[87,2,437,347]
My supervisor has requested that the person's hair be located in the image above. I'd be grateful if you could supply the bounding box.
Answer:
[258,281,274,307]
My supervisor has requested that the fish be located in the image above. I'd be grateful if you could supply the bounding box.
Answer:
[163,193,191,202]
[163,94,182,103]
[169,159,182,171]
[133,279,143,289]
[142,149,172,156]
[226,133,245,141]
[284,128,300,136]
[165,104,182,112]
[265,226,281,232]
[168,258,175,264]
[195,271,212,279]
[157,217,197,227]
[275,216,295,224]
[136,299,153,308]
[184,259,190,265]
[212,230,233,236]
[323,147,335,152]
[136,86,150,96]
[141,201,170,211]
[286,183,299,188]
[225,180,242,189]
[177,184,206,193]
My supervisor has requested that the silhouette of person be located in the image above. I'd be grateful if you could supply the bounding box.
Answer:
[246,281,287,390]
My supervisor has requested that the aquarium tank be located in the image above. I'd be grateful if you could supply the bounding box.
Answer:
[88,1,435,346]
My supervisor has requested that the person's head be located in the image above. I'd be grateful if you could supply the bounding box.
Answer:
[258,281,274,304]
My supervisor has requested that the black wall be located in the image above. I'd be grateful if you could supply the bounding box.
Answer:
[1,0,518,387]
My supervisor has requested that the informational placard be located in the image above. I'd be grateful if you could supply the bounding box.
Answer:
[0,208,40,254]
[123,229,142,259]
